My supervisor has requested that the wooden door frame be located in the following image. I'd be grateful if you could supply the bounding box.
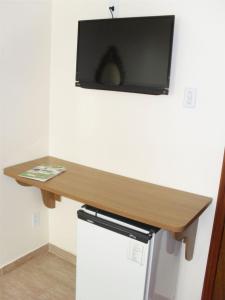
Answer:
[202,150,225,299]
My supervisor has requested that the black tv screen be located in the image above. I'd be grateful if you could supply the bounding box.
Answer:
[76,15,175,95]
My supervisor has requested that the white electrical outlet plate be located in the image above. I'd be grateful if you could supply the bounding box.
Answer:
[32,212,40,228]
[183,88,197,109]
[108,0,119,18]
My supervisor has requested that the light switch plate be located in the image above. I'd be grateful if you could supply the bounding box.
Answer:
[183,88,197,108]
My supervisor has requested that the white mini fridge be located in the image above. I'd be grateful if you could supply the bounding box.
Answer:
[76,205,180,300]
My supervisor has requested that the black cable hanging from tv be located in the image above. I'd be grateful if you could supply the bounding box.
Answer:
[109,6,114,19]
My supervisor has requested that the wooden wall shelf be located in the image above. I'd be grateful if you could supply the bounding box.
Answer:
[4,156,212,261]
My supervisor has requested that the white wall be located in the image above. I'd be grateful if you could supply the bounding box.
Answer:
[48,0,225,299]
[0,0,51,267]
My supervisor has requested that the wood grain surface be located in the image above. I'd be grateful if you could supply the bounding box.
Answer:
[202,150,225,299]
[0,253,75,300]
[4,156,212,233]
[213,224,225,300]
[0,245,48,276]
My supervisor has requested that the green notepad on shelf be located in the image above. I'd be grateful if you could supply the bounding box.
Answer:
[19,165,66,182]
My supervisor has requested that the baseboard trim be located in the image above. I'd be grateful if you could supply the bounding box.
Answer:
[48,244,76,266]
[0,244,76,277]
[0,244,49,276]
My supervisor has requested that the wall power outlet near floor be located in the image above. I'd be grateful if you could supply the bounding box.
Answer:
[32,212,41,228]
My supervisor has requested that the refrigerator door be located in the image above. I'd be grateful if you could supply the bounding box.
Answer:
[76,216,153,300]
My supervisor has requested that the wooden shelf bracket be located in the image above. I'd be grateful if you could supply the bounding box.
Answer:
[172,218,199,261]
[16,180,31,187]
[40,190,61,209]
[16,180,61,209]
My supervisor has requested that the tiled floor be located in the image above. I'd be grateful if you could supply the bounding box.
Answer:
[0,253,75,300]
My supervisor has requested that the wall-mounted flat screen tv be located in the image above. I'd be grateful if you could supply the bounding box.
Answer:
[76,15,175,95]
